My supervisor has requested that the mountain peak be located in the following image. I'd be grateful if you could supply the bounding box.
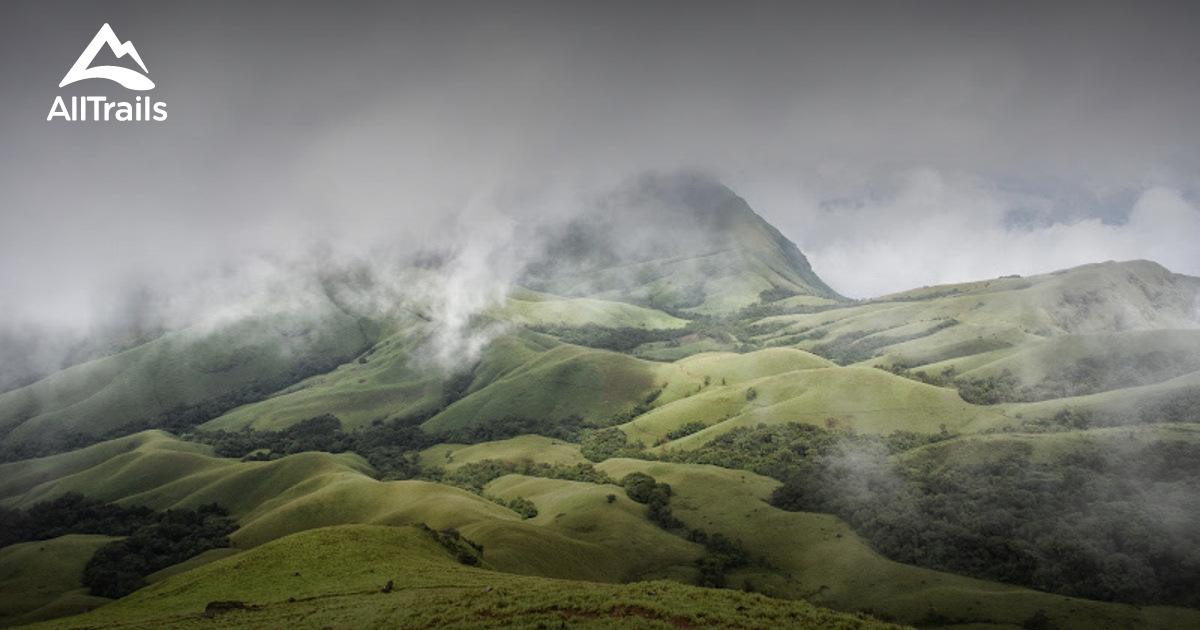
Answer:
[523,172,843,311]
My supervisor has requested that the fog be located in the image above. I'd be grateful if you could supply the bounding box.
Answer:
[3,0,1199,341]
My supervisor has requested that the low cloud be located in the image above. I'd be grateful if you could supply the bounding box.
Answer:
[786,170,1200,298]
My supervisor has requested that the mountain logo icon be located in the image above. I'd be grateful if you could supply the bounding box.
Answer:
[59,23,155,91]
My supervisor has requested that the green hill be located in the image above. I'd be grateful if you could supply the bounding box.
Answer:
[5,429,1199,629]
[0,295,371,451]
[2,179,1200,629]
[522,172,843,313]
[0,535,115,627]
[20,524,907,630]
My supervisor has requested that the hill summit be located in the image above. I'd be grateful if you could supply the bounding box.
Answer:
[523,172,843,312]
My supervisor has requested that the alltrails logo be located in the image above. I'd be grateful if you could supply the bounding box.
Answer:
[47,23,168,122]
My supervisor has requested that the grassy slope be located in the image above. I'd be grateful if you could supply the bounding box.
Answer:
[895,423,1200,469]
[3,428,1199,628]
[977,371,1200,433]
[0,296,369,444]
[625,364,1004,449]
[22,525,905,630]
[0,433,702,617]
[595,458,1200,630]
[491,293,689,328]
[422,344,660,432]
[757,261,1199,373]
[200,322,443,431]
[418,435,588,471]
[2,260,1198,628]
[204,295,688,433]
[943,329,1200,386]
[0,535,115,628]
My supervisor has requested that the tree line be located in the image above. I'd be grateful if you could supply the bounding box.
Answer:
[0,493,236,599]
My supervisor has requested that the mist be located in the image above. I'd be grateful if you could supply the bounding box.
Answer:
[3,0,1200,360]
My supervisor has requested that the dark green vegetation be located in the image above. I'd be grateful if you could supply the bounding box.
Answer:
[3,176,1200,629]
[441,460,614,493]
[0,494,235,600]
[0,493,159,548]
[82,504,236,599]
[665,422,1200,607]
[186,412,596,481]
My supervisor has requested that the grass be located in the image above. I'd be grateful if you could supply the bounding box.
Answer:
[624,366,1003,450]
[200,323,444,431]
[482,474,702,582]
[593,458,1200,630]
[8,436,1199,629]
[754,260,1200,373]
[0,296,369,443]
[0,534,115,627]
[422,345,659,433]
[418,435,588,471]
[2,255,1199,629]
[896,423,1200,469]
[22,524,907,630]
[491,293,688,328]
[948,329,1200,388]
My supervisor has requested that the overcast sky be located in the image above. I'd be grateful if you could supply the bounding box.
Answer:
[2,0,1199,327]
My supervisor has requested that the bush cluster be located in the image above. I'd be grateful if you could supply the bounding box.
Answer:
[440,460,615,493]
[0,492,157,548]
[83,503,237,599]
[0,493,237,600]
[187,412,593,480]
[618,472,751,588]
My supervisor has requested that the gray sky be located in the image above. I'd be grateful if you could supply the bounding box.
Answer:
[3,0,1200,327]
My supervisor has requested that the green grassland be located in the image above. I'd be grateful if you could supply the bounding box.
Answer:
[624,365,1003,450]
[491,292,689,328]
[200,322,443,431]
[757,260,1199,371]
[0,535,115,627]
[423,344,659,433]
[5,428,1200,629]
[938,329,1200,390]
[1,186,1199,630]
[20,524,907,630]
[594,458,1200,630]
[0,295,371,446]
[418,435,588,471]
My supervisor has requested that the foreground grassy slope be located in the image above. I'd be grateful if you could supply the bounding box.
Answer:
[8,431,1199,629]
[0,432,702,620]
[23,525,905,630]
[0,535,114,628]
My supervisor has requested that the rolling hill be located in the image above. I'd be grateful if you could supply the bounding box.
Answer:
[1,176,1199,629]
